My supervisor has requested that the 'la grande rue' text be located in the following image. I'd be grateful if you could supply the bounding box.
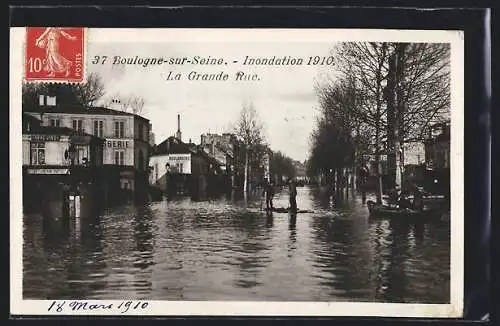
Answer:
[164,71,261,82]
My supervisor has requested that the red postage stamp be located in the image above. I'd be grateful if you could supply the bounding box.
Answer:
[25,27,85,83]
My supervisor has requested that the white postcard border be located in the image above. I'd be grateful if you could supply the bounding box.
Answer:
[10,27,464,317]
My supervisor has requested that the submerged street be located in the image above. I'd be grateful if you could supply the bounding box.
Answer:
[23,186,450,303]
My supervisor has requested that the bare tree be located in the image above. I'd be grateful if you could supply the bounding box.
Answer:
[129,96,145,114]
[233,101,265,194]
[104,93,146,114]
[22,73,106,110]
[22,82,49,111]
[321,41,450,196]
[73,72,106,106]
[385,42,450,188]
[333,42,390,202]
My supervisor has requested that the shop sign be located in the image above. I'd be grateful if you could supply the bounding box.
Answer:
[120,171,134,177]
[168,154,190,162]
[30,135,61,142]
[27,168,69,175]
[107,139,130,148]
[71,135,89,144]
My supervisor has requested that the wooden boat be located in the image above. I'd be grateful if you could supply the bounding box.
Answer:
[367,200,439,221]
[264,207,314,214]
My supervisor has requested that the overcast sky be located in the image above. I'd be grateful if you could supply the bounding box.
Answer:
[88,41,335,162]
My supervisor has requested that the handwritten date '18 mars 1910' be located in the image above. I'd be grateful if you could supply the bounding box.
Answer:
[47,300,150,314]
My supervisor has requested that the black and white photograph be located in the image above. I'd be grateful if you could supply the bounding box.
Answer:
[10,28,464,317]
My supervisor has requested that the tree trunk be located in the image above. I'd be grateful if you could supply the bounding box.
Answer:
[344,168,349,197]
[375,121,383,204]
[395,140,402,187]
[386,50,398,189]
[352,165,357,192]
[243,151,249,194]
[394,43,407,188]
[334,169,339,194]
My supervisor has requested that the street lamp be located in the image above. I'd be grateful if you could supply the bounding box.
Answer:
[64,144,77,191]
[63,144,79,218]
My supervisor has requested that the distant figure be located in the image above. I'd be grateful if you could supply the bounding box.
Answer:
[289,178,298,212]
[399,181,415,210]
[412,187,424,212]
[387,185,400,207]
[398,189,411,209]
[263,180,275,211]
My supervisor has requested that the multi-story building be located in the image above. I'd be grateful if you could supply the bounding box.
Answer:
[423,121,450,194]
[149,136,223,197]
[22,113,105,214]
[24,96,151,204]
[200,132,243,188]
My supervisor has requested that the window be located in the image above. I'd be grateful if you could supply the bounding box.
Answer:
[93,120,104,137]
[114,150,125,165]
[50,119,60,127]
[179,163,184,173]
[114,121,125,138]
[30,142,45,165]
[155,163,158,180]
[72,119,83,132]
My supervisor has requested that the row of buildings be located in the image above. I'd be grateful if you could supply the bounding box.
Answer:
[148,115,271,198]
[22,95,272,216]
[309,121,450,196]
[362,121,451,194]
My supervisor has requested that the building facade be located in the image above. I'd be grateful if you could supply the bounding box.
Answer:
[24,102,151,204]
[424,122,450,194]
[200,132,244,188]
[150,136,225,198]
[22,113,105,215]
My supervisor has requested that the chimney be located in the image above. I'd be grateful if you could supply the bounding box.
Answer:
[109,98,122,111]
[175,114,182,141]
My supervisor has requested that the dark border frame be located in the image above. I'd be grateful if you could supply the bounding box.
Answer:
[7,5,491,324]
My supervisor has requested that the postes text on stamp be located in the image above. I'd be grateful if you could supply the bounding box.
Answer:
[25,27,85,83]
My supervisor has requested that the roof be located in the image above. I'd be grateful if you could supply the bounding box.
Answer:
[24,125,105,141]
[23,113,42,123]
[152,137,195,156]
[152,137,222,168]
[25,105,150,122]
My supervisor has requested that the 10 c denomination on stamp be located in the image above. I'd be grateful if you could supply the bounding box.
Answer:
[25,27,85,83]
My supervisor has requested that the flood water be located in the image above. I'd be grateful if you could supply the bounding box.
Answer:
[23,186,450,303]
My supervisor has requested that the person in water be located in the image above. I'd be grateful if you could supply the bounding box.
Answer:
[412,186,424,211]
[387,185,400,207]
[289,178,298,212]
[263,180,275,211]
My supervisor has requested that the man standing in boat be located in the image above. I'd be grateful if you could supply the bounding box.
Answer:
[263,179,275,211]
[289,178,298,213]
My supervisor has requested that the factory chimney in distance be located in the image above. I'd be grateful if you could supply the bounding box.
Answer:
[175,114,182,141]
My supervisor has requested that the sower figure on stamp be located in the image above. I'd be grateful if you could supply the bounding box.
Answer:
[35,27,77,77]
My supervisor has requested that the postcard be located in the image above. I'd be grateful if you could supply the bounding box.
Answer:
[10,27,464,317]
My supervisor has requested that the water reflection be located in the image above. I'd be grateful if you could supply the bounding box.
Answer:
[23,186,450,303]
[287,214,297,257]
[265,211,274,228]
